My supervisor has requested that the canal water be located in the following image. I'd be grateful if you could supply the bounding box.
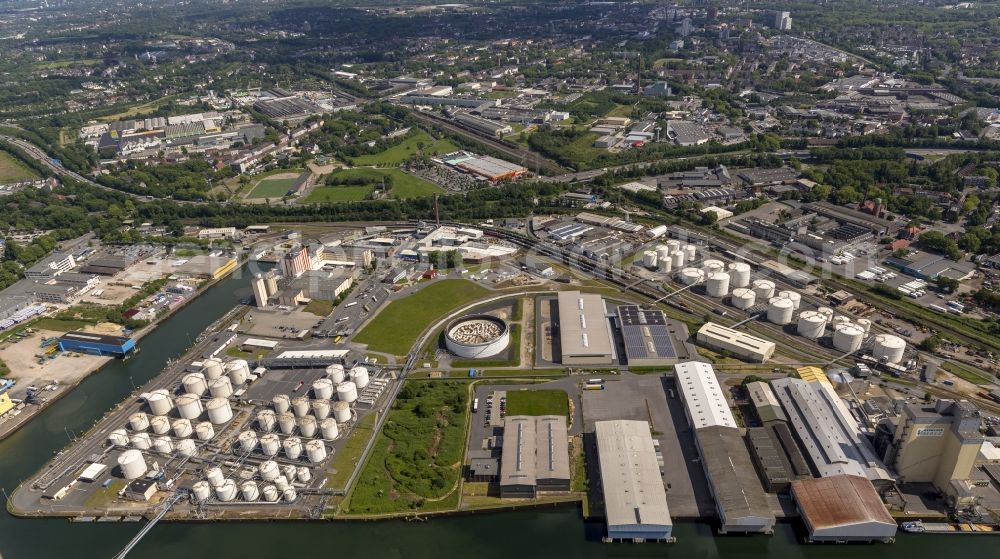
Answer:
[0,265,992,558]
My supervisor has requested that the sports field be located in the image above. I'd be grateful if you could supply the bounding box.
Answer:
[246,170,307,199]
[0,151,38,184]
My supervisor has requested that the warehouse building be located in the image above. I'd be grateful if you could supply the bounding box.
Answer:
[556,291,615,365]
[747,423,813,492]
[58,331,136,358]
[594,420,673,542]
[696,322,775,363]
[176,255,238,280]
[791,474,896,543]
[499,415,570,498]
[615,305,678,366]
[674,361,775,534]
[746,381,787,424]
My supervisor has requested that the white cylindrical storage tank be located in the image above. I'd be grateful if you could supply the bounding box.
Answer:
[326,363,346,384]
[767,297,795,325]
[129,412,150,432]
[728,262,752,288]
[238,430,258,453]
[175,393,203,420]
[297,416,318,438]
[259,460,280,482]
[282,465,298,483]
[130,432,152,450]
[206,466,225,488]
[191,480,212,502]
[261,484,279,503]
[225,360,250,386]
[833,324,866,353]
[752,279,775,300]
[778,290,802,310]
[278,412,296,435]
[150,415,171,435]
[215,479,237,502]
[797,311,827,340]
[118,449,147,480]
[706,272,730,298]
[108,429,130,448]
[702,259,725,275]
[272,394,291,414]
[306,440,327,463]
[683,244,696,261]
[256,409,277,432]
[172,418,193,439]
[312,378,335,400]
[671,251,685,268]
[147,390,173,416]
[642,251,658,269]
[336,382,358,404]
[666,240,681,254]
[856,318,872,335]
[292,397,310,418]
[817,306,835,323]
[730,288,756,310]
[873,334,906,364]
[312,400,331,421]
[832,315,851,329]
[203,358,224,380]
[273,476,290,492]
[209,376,233,399]
[332,401,352,423]
[182,373,208,396]
[206,398,233,425]
[195,421,215,441]
[259,433,281,457]
[320,418,339,440]
[351,367,370,390]
[282,487,297,502]
[283,437,303,460]
[677,267,704,286]
[657,257,673,273]
[296,467,312,483]
[656,244,670,261]
[153,436,174,454]
[176,439,197,458]
[241,481,259,502]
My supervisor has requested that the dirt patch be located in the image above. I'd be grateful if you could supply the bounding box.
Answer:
[0,330,110,397]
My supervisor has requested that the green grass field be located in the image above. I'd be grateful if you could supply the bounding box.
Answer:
[326,413,377,491]
[249,177,298,198]
[350,131,459,166]
[354,279,489,356]
[303,299,335,317]
[302,185,373,203]
[0,151,39,184]
[305,167,442,204]
[940,361,993,385]
[504,389,569,417]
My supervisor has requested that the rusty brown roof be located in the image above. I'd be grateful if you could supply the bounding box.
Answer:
[791,474,894,529]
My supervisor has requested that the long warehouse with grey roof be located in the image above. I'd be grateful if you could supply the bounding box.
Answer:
[556,291,615,365]
[615,305,678,366]
[499,415,570,498]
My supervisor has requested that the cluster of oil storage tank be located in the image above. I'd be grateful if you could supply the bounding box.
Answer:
[675,257,753,297]
[190,460,314,504]
[643,241,697,274]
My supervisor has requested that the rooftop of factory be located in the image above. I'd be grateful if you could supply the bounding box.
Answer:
[594,420,672,532]
[556,291,614,359]
[791,474,895,531]
[696,424,775,528]
[674,361,737,430]
[615,305,677,363]
[500,415,570,489]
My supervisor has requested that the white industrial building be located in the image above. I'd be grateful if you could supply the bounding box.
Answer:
[595,420,673,542]
[791,475,896,543]
[556,291,615,365]
[770,377,891,481]
[696,322,775,362]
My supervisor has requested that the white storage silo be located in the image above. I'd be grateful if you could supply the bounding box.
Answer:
[657,257,673,273]
[108,429,130,448]
[337,382,358,404]
[778,290,801,310]
[683,244,696,261]
[292,397,310,418]
[176,439,197,458]
[238,431,258,453]
[831,315,851,329]
[175,393,203,420]
[671,251,685,268]
[259,460,280,482]
[272,394,291,414]
[797,311,827,340]
[702,259,725,276]
[150,415,171,435]
[320,418,339,440]
[129,412,150,432]
[326,364,346,384]
[312,378,334,400]
[274,476,290,492]
[172,418,193,439]
[728,262,752,288]
[296,467,312,483]
[191,480,212,502]
[306,440,327,463]
[312,400,331,421]
[642,251,658,269]
[351,367,370,389]
[259,433,281,457]
[153,436,174,454]
[706,272,730,298]
[730,288,756,310]
[278,412,296,435]
[656,245,670,262]
[209,376,233,399]
[282,465,298,483]
[817,307,835,323]
[332,401,352,423]
[147,390,173,416]
[767,297,795,325]
[833,324,865,353]
[298,416,318,438]
[856,318,872,335]
[282,487,297,502]
[874,334,906,364]
[118,449,147,480]
[256,409,277,432]
[225,360,250,386]
[283,437,303,460]
[261,484,279,503]
[206,466,225,488]
[666,240,681,254]
[182,373,208,396]
[202,358,224,380]
[206,398,233,425]
[216,479,238,502]
[195,421,215,441]
[130,432,152,450]
[241,481,259,502]
[677,267,704,286]
[752,279,776,300]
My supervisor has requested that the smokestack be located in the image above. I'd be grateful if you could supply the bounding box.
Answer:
[434,194,440,225]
